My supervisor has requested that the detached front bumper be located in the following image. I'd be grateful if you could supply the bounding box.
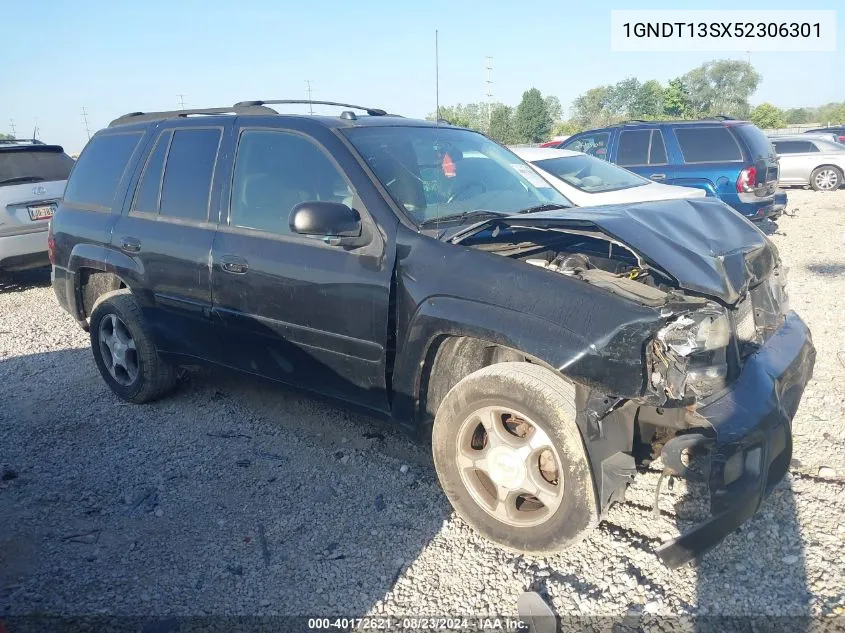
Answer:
[656,311,815,568]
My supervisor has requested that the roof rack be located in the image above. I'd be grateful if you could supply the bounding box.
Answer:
[707,115,737,121]
[108,104,278,127]
[234,100,388,117]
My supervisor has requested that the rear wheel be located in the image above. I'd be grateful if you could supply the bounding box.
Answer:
[89,290,177,403]
[432,362,598,553]
[810,166,842,191]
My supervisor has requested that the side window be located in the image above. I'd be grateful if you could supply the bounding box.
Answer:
[131,131,171,214]
[773,141,817,154]
[230,129,354,236]
[562,132,610,160]
[675,127,743,163]
[650,130,668,164]
[63,133,142,209]
[617,130,651,166]
[159,128,222,222]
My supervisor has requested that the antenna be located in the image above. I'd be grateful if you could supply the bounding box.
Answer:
[33,119,39,140]
[9,119,15,137]
[177,94,186,109]
[305,80,314,115]
[435,30,440,123]
[485,56,494,131]
[81,107,91,140]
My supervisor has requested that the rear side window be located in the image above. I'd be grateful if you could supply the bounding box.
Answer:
[675,127,743,163]
[63,133,142,208]
[617,131,650,166]
[0,147,74,186]
[733,124,775,159]
[158,128,222,222]
[561,132,611,160]
[132,131,172,213]
[773,140,818,154]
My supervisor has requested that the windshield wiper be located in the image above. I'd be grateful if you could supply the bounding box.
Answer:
[0,176,46,185]
[515,203,571,215]
[418,209,508,228]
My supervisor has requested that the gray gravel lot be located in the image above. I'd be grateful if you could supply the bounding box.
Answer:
[1,189,843,625]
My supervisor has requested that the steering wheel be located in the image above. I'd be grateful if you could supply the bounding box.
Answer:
[447,180,487,203]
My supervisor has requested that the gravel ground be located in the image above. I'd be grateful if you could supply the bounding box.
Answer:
[1,189,844,628]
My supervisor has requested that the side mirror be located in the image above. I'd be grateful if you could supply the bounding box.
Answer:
[289,201,362,246]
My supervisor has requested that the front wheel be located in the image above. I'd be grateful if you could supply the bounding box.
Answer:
[432,362,598,553]
[89,290,177,403]
[810,166,842,191]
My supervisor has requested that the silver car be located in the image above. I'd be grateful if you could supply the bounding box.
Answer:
[770,135,845,191]
[0,139,73,271]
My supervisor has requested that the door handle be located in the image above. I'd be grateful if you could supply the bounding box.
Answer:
[120,237,142,253]
[650,173,667,181]
[220,255,248,275]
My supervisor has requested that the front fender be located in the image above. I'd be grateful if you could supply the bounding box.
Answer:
[390,295,661,428]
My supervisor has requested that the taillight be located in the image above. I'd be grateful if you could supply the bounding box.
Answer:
[736,166,757,193]
[47,220,56,265]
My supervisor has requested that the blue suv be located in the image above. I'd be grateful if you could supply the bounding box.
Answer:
[553,119,786,221]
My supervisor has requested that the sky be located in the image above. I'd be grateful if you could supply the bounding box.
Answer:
[1,0,842,154]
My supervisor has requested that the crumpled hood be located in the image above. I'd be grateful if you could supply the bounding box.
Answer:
[455,198,777,305]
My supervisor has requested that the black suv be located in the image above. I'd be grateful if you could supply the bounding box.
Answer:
[52,101,815,567]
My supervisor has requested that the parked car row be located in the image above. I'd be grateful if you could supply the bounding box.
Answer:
[544,118,786,220]
[49,100,815,568]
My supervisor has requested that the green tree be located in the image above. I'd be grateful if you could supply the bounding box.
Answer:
[514,88,552,143]
[750,103,785,129]
[631,80,665,119]
[606,77,641,118]
[551,120,581,136]
[663,78,691,118]
[815,102,845,124]
[681,60,761,118]
[571,86,612,127]
[783,108,810,124]
[426,103,486,130]
[0,133,13,140]
[544,95,563,123]
[488,104,517,144]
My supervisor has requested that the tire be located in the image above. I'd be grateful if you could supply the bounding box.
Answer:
[810,166,842,192]
[432,362,598,553]
[89,290,177,403]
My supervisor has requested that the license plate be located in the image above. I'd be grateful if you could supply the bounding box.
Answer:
[27,204,55,221]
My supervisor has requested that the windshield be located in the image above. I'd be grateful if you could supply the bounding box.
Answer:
[533,153,649,193]
[0,147,74,186]
[344,126,569,225]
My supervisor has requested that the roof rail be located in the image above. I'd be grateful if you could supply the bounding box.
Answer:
[108,105,278,127]
[234,100,388,117]
[621,119,649,124]
[708,115,737,121]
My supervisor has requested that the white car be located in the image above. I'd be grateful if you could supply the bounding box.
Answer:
[510,147,705,207]
[0,139,73,271]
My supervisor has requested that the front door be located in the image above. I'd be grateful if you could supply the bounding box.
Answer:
[210,125,392,412]
[614,128,675,184]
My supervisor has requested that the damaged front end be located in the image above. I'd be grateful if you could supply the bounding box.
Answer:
[452,199,815,567]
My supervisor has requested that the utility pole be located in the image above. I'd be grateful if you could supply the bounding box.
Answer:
[435,30,439,121]
[81,107,91,140]
[746,51,752,65]
[305,80,314,115]
[177,94,186,109]
[9,119,16,138]
[485,56,494,130]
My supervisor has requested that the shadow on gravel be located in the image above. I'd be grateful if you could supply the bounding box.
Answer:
[805,263,845,278]
[0,267,51,294]
[0,347,449,621]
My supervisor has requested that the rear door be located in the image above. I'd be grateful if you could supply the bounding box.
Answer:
[612,128,674,183]
[209,121,393,412]
[109,120,231,357]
